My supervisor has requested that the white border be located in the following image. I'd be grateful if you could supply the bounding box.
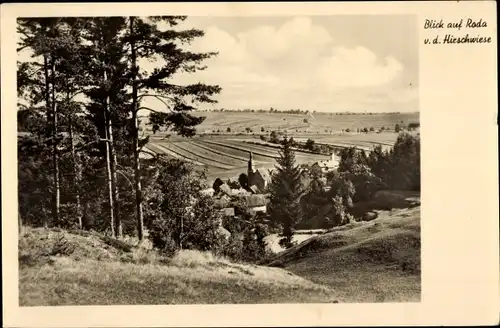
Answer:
[2,2,499,327]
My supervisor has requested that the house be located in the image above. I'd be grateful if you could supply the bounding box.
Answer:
[218,183,251,197]
[314,153,339,173]
[218,194,269,218]
[214,194,232,209]
[243,194,268,214]
[219,183,232,196]
[247,152,272,192]
[200,187,215,197]
[220,207,235,217]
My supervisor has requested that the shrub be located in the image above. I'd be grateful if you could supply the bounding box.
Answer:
[304,139,315,151]
[50,234,76,256]
[212,178,224,193]
[146,161,226,255]
[238,173,249,189]
[408,122,420,130]
[278,236,297,249]
[269,130,280,144]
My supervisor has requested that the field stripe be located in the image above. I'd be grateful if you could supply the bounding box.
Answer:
[165,142,236,170]
[185,141,252,166]
[173,142,241,169]
[150,143,206,166]
[194,140,268,163]
[201,140,279,159]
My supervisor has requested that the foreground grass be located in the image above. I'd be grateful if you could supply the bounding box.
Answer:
[19,229,339,306]
[19,201,420,305]
[265,206,421,303]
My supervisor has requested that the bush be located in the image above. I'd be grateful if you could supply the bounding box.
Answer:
[212,178,224,193]
[269,130,280,144]
[221,201,272,263]
[408,122,420,130]
[149,195,225,255]
[279,236,297,249]
[146,161,226,255]
[238,173,249,189]
[50,234,76,256]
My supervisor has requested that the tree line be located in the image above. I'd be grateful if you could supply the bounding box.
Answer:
[17,17,220,241]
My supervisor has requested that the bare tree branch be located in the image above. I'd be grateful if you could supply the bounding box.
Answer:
[136,106,164,114]
[137,93,175,109]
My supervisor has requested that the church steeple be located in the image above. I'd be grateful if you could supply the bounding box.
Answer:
[248,151,255,182]
[248,152,255,172]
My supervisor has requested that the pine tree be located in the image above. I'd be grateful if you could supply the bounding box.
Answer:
[268,136,305,248]
[124,16,221,240]
[17,18,86,227]
[84,17,130,237]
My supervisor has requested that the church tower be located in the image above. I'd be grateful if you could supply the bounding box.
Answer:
[247,151,255,186]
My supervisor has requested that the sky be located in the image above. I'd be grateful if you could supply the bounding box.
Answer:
[152,15,419,113]
[17,15,418,114]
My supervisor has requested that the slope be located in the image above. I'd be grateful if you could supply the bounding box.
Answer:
[264,206,421,302]
[18,228,339,305]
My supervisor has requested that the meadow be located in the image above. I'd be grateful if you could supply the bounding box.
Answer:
[19,198,420,305]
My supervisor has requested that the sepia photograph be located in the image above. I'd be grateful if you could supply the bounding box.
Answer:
[2,1,498,327]
[16,14,420,306]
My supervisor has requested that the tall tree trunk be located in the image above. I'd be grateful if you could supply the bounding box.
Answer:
[68,113,82,229]
[103,70,116,238]
[129,17,144,241]
[104,69,122,238]
[43,55,51,127]
[43,55,51,228]
[50,58,60,227]
[110,120,122,238]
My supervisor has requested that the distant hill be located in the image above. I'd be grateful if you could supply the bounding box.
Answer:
[141,111,419,135]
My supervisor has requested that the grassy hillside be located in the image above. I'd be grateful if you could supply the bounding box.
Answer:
[264,206,421,303]
[18,228,339,305]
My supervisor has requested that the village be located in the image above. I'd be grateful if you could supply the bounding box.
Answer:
[199,151,340,238]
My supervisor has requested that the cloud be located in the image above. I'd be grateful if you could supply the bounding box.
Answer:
[318,46,404,88]
[169,17,413,112]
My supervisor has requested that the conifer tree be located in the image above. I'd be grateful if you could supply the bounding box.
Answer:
[84,17,130,237]
[17,18,86,227]
[268,136,305,248]
[124,16,221,240]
